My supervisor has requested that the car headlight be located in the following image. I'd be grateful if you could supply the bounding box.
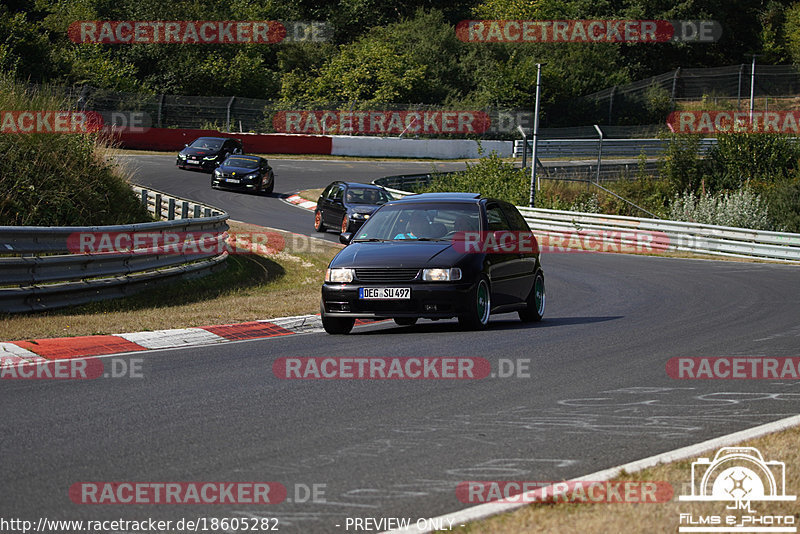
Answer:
[325,268,354,283]
[351,213,368,219]
[203,155,217,160]
[422,268,462,281]
[178,153,187,159]
[246,173,259,180]
[214,169,222,176]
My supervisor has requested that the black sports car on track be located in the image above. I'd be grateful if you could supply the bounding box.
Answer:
[176,137,243,172]
[211,155,274,194]
[320,192,545,334]
[314,181,393,234]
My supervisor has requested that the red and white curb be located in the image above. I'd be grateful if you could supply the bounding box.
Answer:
[282,194,317,212]
[1,314,380,362]
[385,413,800,533]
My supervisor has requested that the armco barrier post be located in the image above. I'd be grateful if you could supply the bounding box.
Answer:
[154,194,162,219]
[181,201,189,219]
[168,198,176,220]
[194,205,201,218]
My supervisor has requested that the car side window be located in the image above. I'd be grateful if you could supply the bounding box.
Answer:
[486,204,511,231]
[500,202,531,232]
[331,185,344,202]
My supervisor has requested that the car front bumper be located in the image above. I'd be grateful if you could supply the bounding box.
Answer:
[321,281,475,319]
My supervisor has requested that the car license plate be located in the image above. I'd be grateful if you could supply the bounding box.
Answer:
[187,160,200,164]
[226,178,240,183]
[359,287,411,300]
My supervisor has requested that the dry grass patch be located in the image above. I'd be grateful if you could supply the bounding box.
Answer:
[0,221,340,341]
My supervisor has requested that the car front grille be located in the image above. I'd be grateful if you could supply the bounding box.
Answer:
[355,268,420,282]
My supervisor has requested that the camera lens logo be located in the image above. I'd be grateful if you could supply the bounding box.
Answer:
[678,447,796,533]
[680,447,793,502]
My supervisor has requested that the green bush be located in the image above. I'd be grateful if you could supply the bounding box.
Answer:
[706,133,800,191]
[419,151,532,206]
[759,177,800,233]
[0,75,152,226]
[659,133,707,194]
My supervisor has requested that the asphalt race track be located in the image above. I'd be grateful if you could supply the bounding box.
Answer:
[2,155,799,533]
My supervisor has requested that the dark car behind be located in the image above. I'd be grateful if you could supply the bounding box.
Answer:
[211,155,274,194]
[314,181,393,234]
[177,137,243,172]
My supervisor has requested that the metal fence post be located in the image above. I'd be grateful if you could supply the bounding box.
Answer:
[140,189,148,207]
[517,125,528,169]
[670,67,681,105]
[227,96,235,131]
[181,201,189,219]
[154,194,162,219]
[157,94,164,128]
[594,125,603,185]
[168,198,176,220]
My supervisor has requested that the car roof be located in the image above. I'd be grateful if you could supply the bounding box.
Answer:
[226,154,259,160]
[393,192,482,203]
[194,136,239,142]
[347,182,384,189]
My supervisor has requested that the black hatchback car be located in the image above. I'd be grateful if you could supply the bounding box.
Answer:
[177,137,243,172]
[314,182,393,234]
[211,155,274,194]
[320,193,545,334]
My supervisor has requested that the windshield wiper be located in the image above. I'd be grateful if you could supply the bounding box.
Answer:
[353,238,387,242]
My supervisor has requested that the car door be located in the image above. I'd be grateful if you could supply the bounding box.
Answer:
[484,202,520,307]
[499,201,538,302]
[325,184,346,227]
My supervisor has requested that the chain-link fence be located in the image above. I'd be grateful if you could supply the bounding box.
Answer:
[557,64,800,126]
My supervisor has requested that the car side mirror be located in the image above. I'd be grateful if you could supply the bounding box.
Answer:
[339,232,353,245]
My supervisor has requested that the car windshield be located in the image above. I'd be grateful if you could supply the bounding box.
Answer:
[189,138,223,150]
[345,187,392,205]
[224,157,259,169]
[353,203,481,241]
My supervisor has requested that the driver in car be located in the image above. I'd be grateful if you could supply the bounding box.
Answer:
[394,212,430,239]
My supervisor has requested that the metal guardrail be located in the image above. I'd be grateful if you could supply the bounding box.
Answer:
[518,208,800,262]
[0,187,229,313]
[376,175,800,263]
[513,138,718,159]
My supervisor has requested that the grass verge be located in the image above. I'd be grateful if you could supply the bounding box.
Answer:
[447,424,800,533]
[0,221,340,341]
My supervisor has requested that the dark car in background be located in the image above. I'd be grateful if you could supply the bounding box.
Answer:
[320,193,545,334]
[211,155,274,194]
[177,137,243,172]
[314,181,393,234]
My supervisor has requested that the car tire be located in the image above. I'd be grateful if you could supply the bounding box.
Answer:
[459,276,491,330]
[321,302,354,335]
[519,269,545,323]
[394,317,418,326]
[341,215,349,234]
[314,210,326,232]
[264,172,274,195]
